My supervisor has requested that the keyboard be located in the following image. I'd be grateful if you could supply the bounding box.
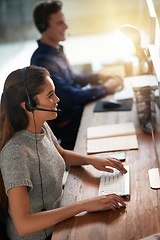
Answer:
[114,74,158,100]
[98,165,130,199]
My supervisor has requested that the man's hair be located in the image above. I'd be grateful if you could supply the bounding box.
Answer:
[33,0,62,33]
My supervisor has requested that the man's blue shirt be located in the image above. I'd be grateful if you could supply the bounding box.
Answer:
[31,40,107,123]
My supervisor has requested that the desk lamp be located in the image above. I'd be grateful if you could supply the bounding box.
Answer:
[120,24,153,74]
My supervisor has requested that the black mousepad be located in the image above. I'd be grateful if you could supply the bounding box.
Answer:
[94,99,133,112]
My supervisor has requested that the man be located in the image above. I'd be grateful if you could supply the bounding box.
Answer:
[31,0,123,150]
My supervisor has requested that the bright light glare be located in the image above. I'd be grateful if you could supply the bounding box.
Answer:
[114,29,136,56]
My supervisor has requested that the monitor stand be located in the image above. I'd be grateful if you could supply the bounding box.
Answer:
[148,168,160,189]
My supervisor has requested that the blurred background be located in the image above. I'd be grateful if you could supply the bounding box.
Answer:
[0,0,160,93]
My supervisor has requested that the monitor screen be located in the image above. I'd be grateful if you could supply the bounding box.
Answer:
[146,0,160,54]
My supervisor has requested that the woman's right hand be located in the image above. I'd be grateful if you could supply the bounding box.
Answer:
[82,194,126,212]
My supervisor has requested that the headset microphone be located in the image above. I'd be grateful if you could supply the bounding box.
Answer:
[33,107,62,112]
[25,105,62,113]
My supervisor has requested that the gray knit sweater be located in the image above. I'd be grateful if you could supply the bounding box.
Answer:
[0,122,65,240]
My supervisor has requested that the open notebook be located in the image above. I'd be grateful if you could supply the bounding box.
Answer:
[87,122,138,154]
[87,122,136,140]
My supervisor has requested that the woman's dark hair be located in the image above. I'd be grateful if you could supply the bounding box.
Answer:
[33,0,62,33]
[0,65,50,209]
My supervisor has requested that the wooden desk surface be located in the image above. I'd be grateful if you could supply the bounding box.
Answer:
[52,98,160,240]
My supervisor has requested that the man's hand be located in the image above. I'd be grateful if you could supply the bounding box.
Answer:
[98,73,124,94]
[104,78,123,94]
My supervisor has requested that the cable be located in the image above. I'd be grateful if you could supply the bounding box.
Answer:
[32,112,47,238]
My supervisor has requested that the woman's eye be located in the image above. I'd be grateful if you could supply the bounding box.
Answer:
[49,93,53,98]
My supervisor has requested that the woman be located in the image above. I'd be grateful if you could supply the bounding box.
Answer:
[0,65,127,240]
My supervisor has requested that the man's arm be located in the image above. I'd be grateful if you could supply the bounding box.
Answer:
[52,73,107,107]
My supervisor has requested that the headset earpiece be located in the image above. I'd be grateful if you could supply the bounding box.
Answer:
[38,22,47,33]
[25,98,37,112]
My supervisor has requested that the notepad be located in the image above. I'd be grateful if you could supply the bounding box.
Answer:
[87,122,136,140]
[87,135,138,154]
[87,122,138,154]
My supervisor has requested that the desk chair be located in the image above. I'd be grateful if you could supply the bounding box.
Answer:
[0,205,10,240]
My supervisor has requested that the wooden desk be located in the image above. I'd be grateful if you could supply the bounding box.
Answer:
[52,98,160,240]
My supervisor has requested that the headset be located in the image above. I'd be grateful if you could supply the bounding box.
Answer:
[21,67,61,113]
[37,2,47,33]
[36,1,62,33]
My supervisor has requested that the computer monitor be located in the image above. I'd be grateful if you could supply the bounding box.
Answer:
[148,44,160,189]
[146,0,160,55]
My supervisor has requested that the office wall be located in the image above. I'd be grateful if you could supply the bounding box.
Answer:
[0,0,38,43]
[0,0,160,43]
[63,0,141,35]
